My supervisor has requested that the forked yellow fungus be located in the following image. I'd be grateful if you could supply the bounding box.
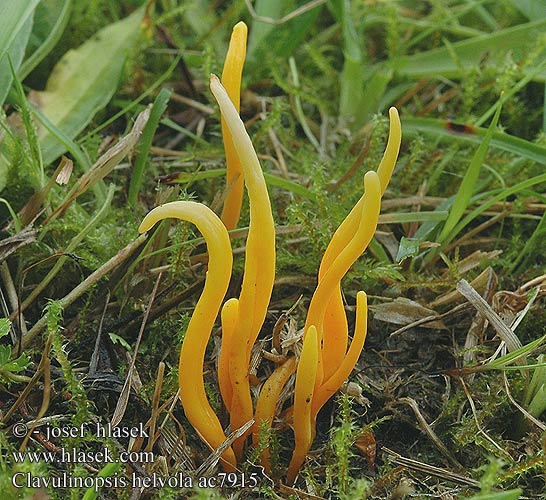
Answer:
[312,291,368,419]
[138,201,237,471]
[319,107,401,382]
[210,74,276,459]
[220,21,248,230]
[287,171,382,483]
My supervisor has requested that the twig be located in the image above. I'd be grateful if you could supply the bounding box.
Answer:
[397,397,463,469]
[20,234,147,350]
[244,0,327,25]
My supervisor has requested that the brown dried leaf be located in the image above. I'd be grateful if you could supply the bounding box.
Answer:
[46,105,151,222]
[355,428,376,472]
[371,298,446,329]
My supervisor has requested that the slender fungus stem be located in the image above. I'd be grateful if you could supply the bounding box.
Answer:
[376,107,402,195]
[312,291,368,420]
[319,108,401,273]
[287,325,319,485]
[220,22,248,230]
[210,75,276,459]
[138,201,237,471]
[253,356,297,473]
[219,298,239,412]
[304,172,382,384]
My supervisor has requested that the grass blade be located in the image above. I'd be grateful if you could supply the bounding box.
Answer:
[437,99,502,244]
[128,88,172,206]
[0,0,39,63]
[402,117,546,166]
[392,18,546,82]
[19,0,72,79]
[0,13,33,106]
[35,7,144,164]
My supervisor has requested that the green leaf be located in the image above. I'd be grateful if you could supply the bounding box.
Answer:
[246,0,322,70]
[3,353,30,374]
[0,13,33,106]
[20,0,73,79]
[35,7,144,164]
[392,18,546,82]
[464,489,521,500]
[108,333,132,352]
[0,0,39,63]
[396,237,421,263]
[0,345,10,365]
[402,117,546,167]
[128,87,172,206]
[0,317,11,338]
[507,0,546,20]
[437,99,502,244]
[82,462,123,500]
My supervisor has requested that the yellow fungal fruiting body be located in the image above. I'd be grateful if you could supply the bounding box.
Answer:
[287,172,381,481]
[210,75,276,459]
[286,325,319,485]
[253,356,297,473]
[220,21,248,231]
[218,297,239,412]
[138,201,236,471]
[312,291,368,420]
[318,107,401,381]
[303,171,381,383]
[140,22,401,479]
[286,109,401,482]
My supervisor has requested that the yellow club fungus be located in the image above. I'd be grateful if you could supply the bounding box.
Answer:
[218,297,238,412]
[220,21,248,230]
[312,291,368,422]
[287,171,382,483]
[286,325,319,485]
[318,107,401,382]
[253,356,297,474]
[210,74,276,459]
[138,201,236,471]
[140,25,401,479]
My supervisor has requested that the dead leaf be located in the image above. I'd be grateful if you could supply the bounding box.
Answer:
[371,298,446,329]
[355,428,376,473]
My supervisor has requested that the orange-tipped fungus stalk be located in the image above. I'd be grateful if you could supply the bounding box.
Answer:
[220,21,248,230]
[210,74,276,459]
[138,202,237,471]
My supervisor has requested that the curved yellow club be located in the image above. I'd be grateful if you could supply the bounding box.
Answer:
[304,171,381,386]
[218,297,239,412]
[318,107,400,380]
[312,291,368,420]
[138,201,237,471]
[253,356,297,473]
